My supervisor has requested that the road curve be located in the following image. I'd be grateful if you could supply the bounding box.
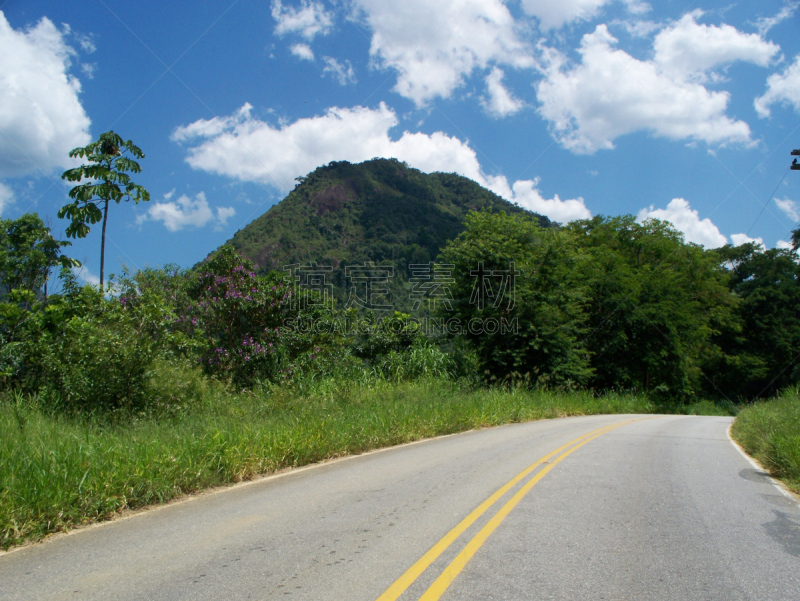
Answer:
[1,414,799,600]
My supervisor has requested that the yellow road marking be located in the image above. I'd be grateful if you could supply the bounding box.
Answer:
[375,420,636,601]
[418,420,636,601]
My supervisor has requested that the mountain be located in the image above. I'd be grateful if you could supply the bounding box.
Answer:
[222,158,550,311]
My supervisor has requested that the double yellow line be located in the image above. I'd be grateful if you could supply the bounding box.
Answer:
[376,419,641,601]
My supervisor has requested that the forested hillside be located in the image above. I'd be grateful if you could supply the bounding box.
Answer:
[221,158,550,309]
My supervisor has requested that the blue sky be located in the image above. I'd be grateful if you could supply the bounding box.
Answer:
[1,0,799,283]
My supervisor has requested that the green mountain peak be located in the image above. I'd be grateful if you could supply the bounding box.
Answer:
[221,158,550,310]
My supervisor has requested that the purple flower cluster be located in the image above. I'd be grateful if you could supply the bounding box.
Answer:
[194,249,292,380]
[237,334,276,362]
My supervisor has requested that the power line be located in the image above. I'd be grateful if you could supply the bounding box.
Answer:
[746,165,791,237]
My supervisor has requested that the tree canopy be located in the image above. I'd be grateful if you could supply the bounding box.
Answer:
[59,131,149,287]
[437,211,798,403]
[0,213,78,297]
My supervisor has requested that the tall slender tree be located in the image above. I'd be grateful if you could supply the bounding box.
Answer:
[59,131,149,288]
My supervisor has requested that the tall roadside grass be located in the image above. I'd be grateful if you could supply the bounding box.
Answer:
[1,379,652,549]
[731,387,800,494]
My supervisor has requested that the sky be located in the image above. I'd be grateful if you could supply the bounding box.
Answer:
[1,0,800,284]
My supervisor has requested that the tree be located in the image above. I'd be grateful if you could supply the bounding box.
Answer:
[566,215,735,402]
[439,211,592,386]
[59,131,150,288]
[0,213,78,298]
[188,245,336,386]
[713,242,800,399]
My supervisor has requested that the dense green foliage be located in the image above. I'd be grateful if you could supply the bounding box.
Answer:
[711,243,800,399]
[225,158,549,311]
[440,211,798,403]
[732,387,800,494]
[440,211,591,387]
[0,213,78,297]
[1,235,455,412]
[568,216,735,401]
[3,166,798,409]
[1,269,177,412]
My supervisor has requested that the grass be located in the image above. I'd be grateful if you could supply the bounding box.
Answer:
[0,378,654,550]
[731,387,800,495]
[673,398,737,417]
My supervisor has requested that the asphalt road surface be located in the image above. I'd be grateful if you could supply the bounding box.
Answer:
[2,414,799,600]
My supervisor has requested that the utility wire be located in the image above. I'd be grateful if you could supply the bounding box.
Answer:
[746,166,791,237]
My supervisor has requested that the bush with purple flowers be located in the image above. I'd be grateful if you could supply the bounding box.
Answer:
[190,246,339,387]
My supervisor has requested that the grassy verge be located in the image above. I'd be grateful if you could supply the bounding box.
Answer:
[731,387,800,495]
[671,398,737,417]
[1,379,652,549]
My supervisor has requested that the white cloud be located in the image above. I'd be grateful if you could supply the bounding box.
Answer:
[776,239,794,251]
[0,182,13,215]
[172,102,590,222]
[173,102,482,190]
[75,33,96,54]
[637,198,727,248]
[216,206,237,227]
[520,0,611,30]
[71,264,100,286]
[520,0,651,30]
[755,54,800,117]
[612,19,661,38]
[507,179,591,223]
[535,25,753,153]
[623,0,651,15]
[290,43,315,61]
[775,197,800,222]
[754,4,798,36]
[137,192,235,232]
[352,0,533,106]
[272,0,333,40]
[322,56,356,85]
[0,12,91,178]
[653,12,779,82]
[482,67,524,118]
[730,233,765,249]
[171,103,254,143]
[80,63,96,78]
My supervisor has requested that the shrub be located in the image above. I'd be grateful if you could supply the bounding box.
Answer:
[141,358,217,416]
[439,211,592,387]
[190,246,346,387]
[41,314,156,412]
[352,311,420,362]
[376,339,454,381]
[190,247,289,386]
[0,276,104,393]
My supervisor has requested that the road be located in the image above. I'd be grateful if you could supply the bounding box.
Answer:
[1,414,799,600]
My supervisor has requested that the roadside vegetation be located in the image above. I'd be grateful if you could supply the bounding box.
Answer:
[1,380,651,549]
[1,132,798,549]
[731,388,800,495]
